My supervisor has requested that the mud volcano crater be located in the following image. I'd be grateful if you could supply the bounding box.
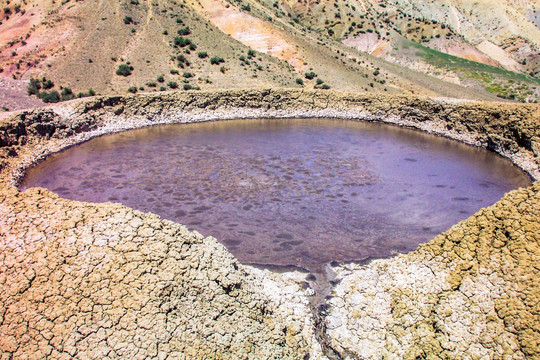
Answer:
[22,118,531,276]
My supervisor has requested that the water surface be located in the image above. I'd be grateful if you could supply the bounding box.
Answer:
[22,118,531,275]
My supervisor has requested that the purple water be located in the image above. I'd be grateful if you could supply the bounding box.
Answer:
[22,118,531,275]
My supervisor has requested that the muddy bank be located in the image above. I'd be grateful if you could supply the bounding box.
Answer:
[0,89,539,359]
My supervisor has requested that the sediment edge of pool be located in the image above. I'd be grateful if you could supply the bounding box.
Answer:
[0,89,538,359]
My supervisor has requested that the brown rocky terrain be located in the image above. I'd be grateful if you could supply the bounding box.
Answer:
[1,0,539,111]
[0,89,539,359]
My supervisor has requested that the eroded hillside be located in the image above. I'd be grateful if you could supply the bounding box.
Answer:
[0,0,538,110]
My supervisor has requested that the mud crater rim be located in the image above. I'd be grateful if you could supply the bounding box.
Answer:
[20,117,532,279]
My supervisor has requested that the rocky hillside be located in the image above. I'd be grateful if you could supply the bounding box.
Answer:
[0,0,538,110]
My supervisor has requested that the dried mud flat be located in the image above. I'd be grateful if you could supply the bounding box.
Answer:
[0,89,539,359]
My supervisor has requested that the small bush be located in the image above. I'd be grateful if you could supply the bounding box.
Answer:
[188,43,197,51]
[123,16,133,24]
[116,64,133,76]
[61,87,74,100]
[183,72,194,78]
[42,78,54,89]
[198,51,208,58]
[183,84,192,90]
[157,75,165,82]
[39,90,60,103]
[316,78,324,85]
[159,86,166,91]
[210,56,225,65]
[304,71,317,80]
[167,81,178,89]
[241,4,251,11]
[320,84,330,89]
[295,78,303,85]
[247,49,256,58]
[177,26,191,35]
[147,82,157,87]
[163,30,168,35]
[27,78,41,95]
[177,54,189,65]
[174,36,191,47]
[170,69,179,75]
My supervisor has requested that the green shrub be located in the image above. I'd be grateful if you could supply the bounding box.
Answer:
[116,64,133,76]
[177,54,190,66]
[177,26,191,35]
[321,84,330,89]
[147,82,157,87]
[210,56,225,65]
[295,78,303,85]
[247,49,256,58]
[159,86,166,91]
[39,90,60,103]
[183,84,192,90]
[316,78,324,85]
[304,71,317,80]
[170,69,179,75]
[123,16,133,24]
[198,51,208,58]
[167,81,178,88]
[183,72,194,78]
[174,36,191,47]
[42,78,54,89]
[61,87,74,100]
[241,4,250,11]
[157,75,165,82]
[127,86,137,93]
[27,78,41,95]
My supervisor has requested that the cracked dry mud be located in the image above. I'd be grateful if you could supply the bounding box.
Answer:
[0,89,539,359]
[326,183,540,359]
[0,186,322,359]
